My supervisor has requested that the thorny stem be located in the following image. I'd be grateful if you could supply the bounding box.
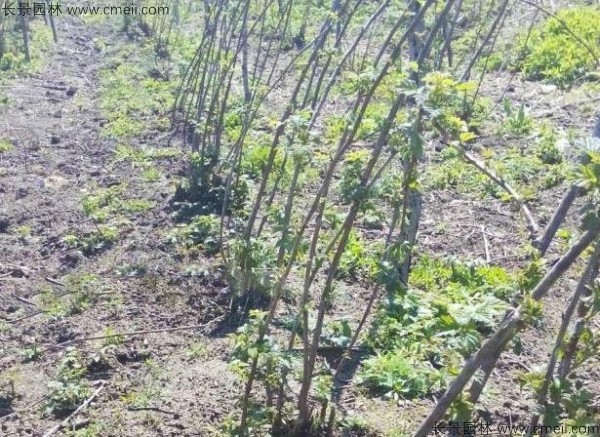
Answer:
[526,242,600,435]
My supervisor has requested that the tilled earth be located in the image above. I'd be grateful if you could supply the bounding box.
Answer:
[0,18,238,436]
[0,11,599,437]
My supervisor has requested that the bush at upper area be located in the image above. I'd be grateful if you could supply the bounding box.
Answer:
[515,7,600,88]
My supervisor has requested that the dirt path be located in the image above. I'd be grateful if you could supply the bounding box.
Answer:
[1,18,238,436]
[0,16,119,436]
[0,17,111,284]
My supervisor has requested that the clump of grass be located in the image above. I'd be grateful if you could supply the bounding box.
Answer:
[166,213,222,256]
[99,62,173,138]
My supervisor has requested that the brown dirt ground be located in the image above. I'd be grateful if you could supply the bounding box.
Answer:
[1,10,599,437]
[0,17,239,437]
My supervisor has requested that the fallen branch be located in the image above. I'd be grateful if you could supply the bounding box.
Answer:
[6,310,45,324]
[127,406,180,416]
[461,148,540,237]
[0,264,31,278]
[481,225,492,263]
[41,318,225,355]
[16,296,37,307]
[45,277,66,287]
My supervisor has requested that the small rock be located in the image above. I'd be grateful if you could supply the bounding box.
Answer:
[46,175,69,190]
[540,84,557,94]
[30,165,45,175]
[556,137,570,153]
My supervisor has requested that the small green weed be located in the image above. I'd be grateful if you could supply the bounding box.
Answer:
[502,99,534,136]
[44,348,91,417]
[117,263,147,277]
[337,230,379,281]
[339,414,371,433]
[63,227,119,256]
[14,225,32,239]
[102,326,124,347]
[226,237,278,302]
[64,422,104,437]
[167,214,222,256]
[22,345,42,362]
[359,349,440,399]
[186,342,209,361]
[0,139,13,153]
[113,143,181,165]
[122,359,165,409]
[240,141,290,181]
[81,185,154,223]
[425,146,479,190]
[37,274,100,316]
[535,125,564,165]
[141,166,161,182]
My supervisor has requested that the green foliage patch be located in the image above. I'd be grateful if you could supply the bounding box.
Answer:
[425,126,571,199]
[360,256,516,399]
[515,7,600,88]
[81,184,155,223]
[0,21,53,77]
[44,348,91,417]
[97,27,198,140]
[166,213,222,256]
